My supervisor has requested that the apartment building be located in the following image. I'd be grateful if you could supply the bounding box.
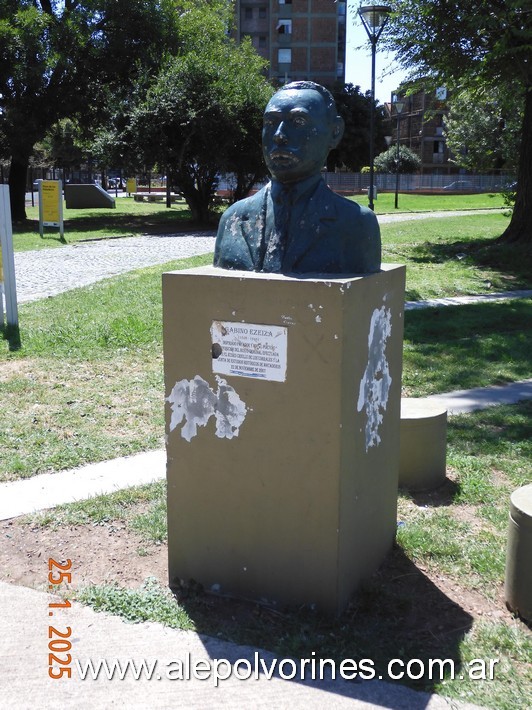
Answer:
[387,86,459,175]
[233,0,346,87]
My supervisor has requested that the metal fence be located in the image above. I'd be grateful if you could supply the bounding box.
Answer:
[323,172,515,194]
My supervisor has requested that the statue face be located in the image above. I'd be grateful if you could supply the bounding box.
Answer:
[262,88,339,184]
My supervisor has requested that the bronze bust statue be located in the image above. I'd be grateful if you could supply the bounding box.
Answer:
[213,81,381,275]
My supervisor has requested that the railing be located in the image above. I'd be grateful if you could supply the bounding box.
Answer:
[321,172,515,194]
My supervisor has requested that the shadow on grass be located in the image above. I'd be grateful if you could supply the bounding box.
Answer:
[1,323,21,351]
[172,546,472,695]
[403,300,532,394]
[408,235,532,291]
[13,208,218,238]
[401,478,461,508]
[449,401,532,447]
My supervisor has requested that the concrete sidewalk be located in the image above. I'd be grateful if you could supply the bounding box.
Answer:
[426,379,532,414]
[0,582,484,710]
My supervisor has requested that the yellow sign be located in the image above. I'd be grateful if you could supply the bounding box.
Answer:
[41,180,61,224]
[126,178,137,195]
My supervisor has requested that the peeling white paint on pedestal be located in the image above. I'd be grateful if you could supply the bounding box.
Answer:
[357,303,393,452]
[166,375,247,442]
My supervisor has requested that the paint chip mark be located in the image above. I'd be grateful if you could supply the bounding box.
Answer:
[166,375,247,442]
[357,304,392,451]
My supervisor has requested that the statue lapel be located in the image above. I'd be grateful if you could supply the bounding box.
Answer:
[283,181,338,272]
[240,184,270,270]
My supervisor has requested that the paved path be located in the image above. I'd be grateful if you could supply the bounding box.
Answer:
[13,209,510,304]
[0,581,483,710]
[15,232,216,303]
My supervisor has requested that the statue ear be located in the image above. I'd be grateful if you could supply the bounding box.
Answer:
[330,115,344,149]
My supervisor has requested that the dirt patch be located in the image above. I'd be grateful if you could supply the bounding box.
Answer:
[0,510,513,627]
[0,518,167,591]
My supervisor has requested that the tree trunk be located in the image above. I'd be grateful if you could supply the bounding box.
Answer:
[9,155,30,222]
[499,86,532,246]
[177,174,216,224]
[180,185,209,224]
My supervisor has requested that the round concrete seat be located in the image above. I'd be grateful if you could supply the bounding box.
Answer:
[505,483,532,622]
[399,398,447,491]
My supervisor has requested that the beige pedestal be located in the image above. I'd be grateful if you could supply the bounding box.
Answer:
[505,484,532,622]
[399,398,447,491]
[163,264,405,615]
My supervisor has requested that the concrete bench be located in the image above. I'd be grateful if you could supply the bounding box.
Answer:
[505,483,532,622]
[399,398,448,491]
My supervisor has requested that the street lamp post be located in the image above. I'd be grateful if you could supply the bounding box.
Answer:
[393,97,405,209]
[358,4,392,211]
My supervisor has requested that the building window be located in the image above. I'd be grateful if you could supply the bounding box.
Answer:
[259,35,267,48]
[259,7,266,19]
[279,0,292,4]
[278,48,292,64]
[277,19,292,34]
[244,7,252,19]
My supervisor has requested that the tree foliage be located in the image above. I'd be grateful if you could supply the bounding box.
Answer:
[444,88,522,174]
[109,3,273,222]
[0,0,180,220]
[328,84,387,172]
[383,0,532,244]
[374,144,421,174]
[38,120,85,175]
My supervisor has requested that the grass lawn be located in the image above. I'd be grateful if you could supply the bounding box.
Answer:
[2,211,531,481]
[14,192,506,252]
[14,198,195,251]
[382,212,530,297]
[352,191,507,213]
[2,194,531,709]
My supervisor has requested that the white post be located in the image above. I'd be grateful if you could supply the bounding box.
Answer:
[0,185,19,328]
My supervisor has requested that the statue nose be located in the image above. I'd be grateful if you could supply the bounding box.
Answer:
[273,123,288,145]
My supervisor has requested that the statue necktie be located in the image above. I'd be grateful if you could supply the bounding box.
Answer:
[262,186,292,272]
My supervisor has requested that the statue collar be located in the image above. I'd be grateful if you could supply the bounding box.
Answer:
[270,174,323,205]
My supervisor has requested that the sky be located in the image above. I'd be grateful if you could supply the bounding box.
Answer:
[344,3,408,105]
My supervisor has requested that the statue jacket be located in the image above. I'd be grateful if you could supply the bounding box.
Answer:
[213,176,381,274]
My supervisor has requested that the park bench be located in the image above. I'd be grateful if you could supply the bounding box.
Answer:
[132,192,183,203]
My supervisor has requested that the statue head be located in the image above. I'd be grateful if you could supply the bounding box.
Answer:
[262,81,345,185]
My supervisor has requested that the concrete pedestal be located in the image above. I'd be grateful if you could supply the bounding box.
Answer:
[163,264,405,615]
[505,483,532,622]
[399,398,447,491]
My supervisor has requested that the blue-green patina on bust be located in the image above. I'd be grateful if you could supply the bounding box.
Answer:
[214,81,381,275]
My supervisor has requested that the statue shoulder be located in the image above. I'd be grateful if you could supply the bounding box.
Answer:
[329,189,378,226]
[220,185,268,222]
[216,185,269,243]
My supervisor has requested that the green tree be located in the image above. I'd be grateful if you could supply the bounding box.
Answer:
[0,0,180,221]
[374,144,421,173]
[329,83,387,171]
[383,0,532,244]
[116,8,272,223]
[39,120,85,181]
[444,88,522,174]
